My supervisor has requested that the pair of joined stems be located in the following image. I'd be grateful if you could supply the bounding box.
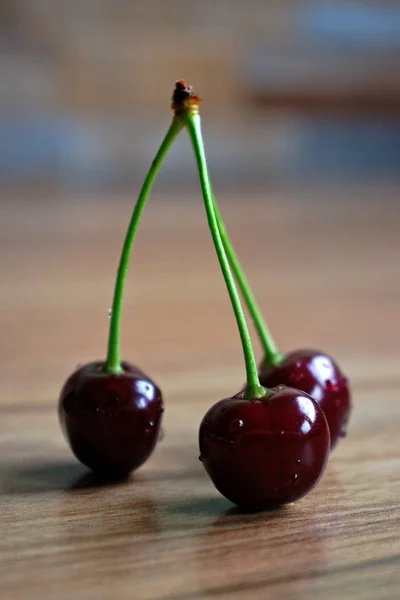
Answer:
[105,110,281,398]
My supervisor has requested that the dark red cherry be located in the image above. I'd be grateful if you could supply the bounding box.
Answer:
[59,361,164,477]
[259,350,351,450]
[199,386,330,510]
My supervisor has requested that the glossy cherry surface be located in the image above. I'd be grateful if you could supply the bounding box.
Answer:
[199,386,330,510]
[59,361,164,477]
[259,349,351,450]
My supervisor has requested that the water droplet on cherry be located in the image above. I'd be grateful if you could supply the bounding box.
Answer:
[145,421,154,434]
[326,379,337,392]
[229,418,244,433]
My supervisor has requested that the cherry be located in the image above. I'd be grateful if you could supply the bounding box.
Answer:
[206,177,352,449]
[199,386,330,510]
[181,86,330,510]
[59,361,164,477]
[58,105,184,475]
[259,350,351,450]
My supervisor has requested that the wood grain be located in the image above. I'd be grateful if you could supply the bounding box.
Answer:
[0,185,399,600]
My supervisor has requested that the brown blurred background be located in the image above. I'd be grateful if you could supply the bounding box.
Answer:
[1,0,400,188]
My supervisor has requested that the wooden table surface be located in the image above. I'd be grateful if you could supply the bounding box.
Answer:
[1,185,399,600]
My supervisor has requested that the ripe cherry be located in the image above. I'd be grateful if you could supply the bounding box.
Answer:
[259,350,351,450]
[199,386,330,510]
[59,361,164,477]
[206,183,352,450]
[58,109,184,476]
[182,86,331,511]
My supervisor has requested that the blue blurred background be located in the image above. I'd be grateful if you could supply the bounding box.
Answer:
[1,0,400,189]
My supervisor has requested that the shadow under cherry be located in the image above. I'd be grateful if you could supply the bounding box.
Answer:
[0,460,132,495]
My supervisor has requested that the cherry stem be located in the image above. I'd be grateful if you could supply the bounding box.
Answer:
[211,192,284,368]
[105,116,184,374]
[185,112,266,398]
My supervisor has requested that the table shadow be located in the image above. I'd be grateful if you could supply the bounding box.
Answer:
[0,460,131,495]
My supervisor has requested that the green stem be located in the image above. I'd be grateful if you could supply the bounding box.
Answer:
[105,116,184,374]
[185,113,266,398]
[211,193,284,368]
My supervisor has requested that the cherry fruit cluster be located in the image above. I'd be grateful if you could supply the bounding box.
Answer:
[59,81,351,510]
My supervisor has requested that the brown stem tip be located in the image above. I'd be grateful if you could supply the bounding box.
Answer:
[171,79,201,114]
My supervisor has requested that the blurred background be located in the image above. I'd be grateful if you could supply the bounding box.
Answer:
[1,0,400,188]
[1,0,399,382]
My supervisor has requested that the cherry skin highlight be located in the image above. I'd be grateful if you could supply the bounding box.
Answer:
[199,386,330,510]
[259,350,351,450]
[59,361,164,477]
